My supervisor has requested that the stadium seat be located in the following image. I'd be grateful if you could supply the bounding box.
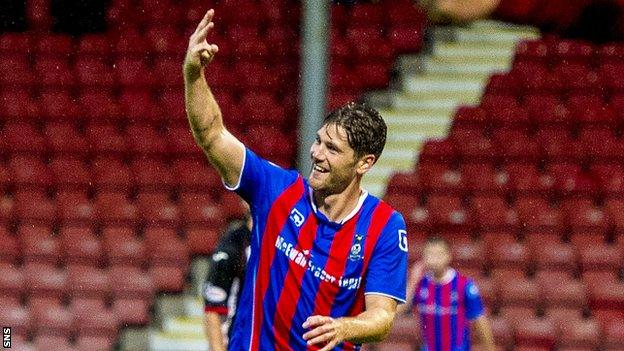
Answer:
[34,58,75,88]
[471,196,517,231]
[2,124,47,155]
[450,128,496,163]
[386,172,421,197]
[562,198,609,234]
[118,89,160,123]
[178,192,225,229]
[33,34,73,59]
[79,91,121,122]
[0,229,20,265]
[528,239,578,272]
[94,191,138,225]
[159,90,187,124]
[30,300,73,337]
[489,315,513,348]
[512,316,558,349]
[125,124,169,155]
[39,89,83,121]
[557,317,602,349]
[504,164,553,199]
[84,123,127,155]
[50,157,91,190]
[149,264,186,293]
[56,191,94,224]
[525,95,570,127]
[0,90,41,121]
[76,335,116,351]
[492,129,539,163]
[8,155,53,188]
[75,58,115,88]
[514,196,563,233]
[33,335,74,351]
[462,164,507,195]
[588,280,624,311]
[451,239,486,270]
[130,159,173,191]
[67,265,109,299]
[603,318,624,349]
[385,314,420,344]
[136,192,179,227]
[539,276,588,309]
[0,298,30,337]
[185,227,221,256]
[419,163,465,195]
[426,195,472,230]
[418,139,457,164]
[171,159,223,193]
[59,226,103,266]
[18,224,60,264]
[605,199,624,234]
[91,158,133,192]
[102,226,146,266]
[498,276,541,308]
[76,34,112,57]
[0,56,35,87]
[114,57,154,88]
[113,297,150,326]
[109,265,154,300]
[0,263,25,299]
[591,164,624,198]
[578,243,623,273]
[144,227,188,267]
[24,262,67,299]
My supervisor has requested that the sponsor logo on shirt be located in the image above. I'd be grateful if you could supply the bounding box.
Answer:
[204,283,228,303]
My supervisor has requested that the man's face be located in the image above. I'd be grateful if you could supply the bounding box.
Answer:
[308,123,360,194]
[423,242,452,275]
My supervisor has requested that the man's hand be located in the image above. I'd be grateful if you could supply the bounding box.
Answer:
[184,9,219,79]
[302,316,347,351]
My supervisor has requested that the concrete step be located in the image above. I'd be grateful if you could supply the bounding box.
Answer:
[149,329,206,351]
[162,316,204,336]
[421,57,509,75]
[403,75,487,95]
[393,94,479,110]
[433,42,515,59]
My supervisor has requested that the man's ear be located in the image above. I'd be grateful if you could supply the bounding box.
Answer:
[356,154,376,175]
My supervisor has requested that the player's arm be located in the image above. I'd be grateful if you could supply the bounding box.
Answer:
[472,315,495,351]
[302,295,397,351]
[396,260,425,315]
[183,9,245,186]
[204,312,227,351]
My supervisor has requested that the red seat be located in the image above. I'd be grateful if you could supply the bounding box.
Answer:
[591,164,624,198]
[0,56,35,87]
[50,157,91,190]
[145,26,186,56]
[513,316,557,349]
[8,156,53,189]
[67,265,109,299]
[450,239,486,270]
[94,191,138,225]
[114,57,154,88]
[492,129,539,163]
[125,124,169,155]
[84,123,127,155]
[130,159,173,191]
[578,243,623,273]
[605,199,624,234]
[144,227,188,267]
[604,318,624,349]
[556,317,602,349]
[56,191,94,224]
[118,89,160,122]
[73,304,118,339]
[418,139,457,164]
[588,280,624,310]
[419,163,465,195]
[102,227,146,266]
[158,90,187,124]
[539,276,587,309]
[525,94,570,127]
[76,34,111,57]
[39,89,83,121]
[76,335,115,351]
[0,32,32,55]
[60,226,103,266]
[0,298,30,337]
[171,159,224,193]
[471,196,517,231]
[18,223,60,265]
[488,315,513,348]
[0,263,25,299]
[185,227,221,256]
[535,128,582,163]
[514,40,550,64]
[528,238,578,272]
[0,90,41,121]
[33,34,73,59]
[149,264,186,293]
[34,58,75,88]
[24,262,67,299]
[1,123,47,155]
[450,128,496,162]
[515,195,564,233]
[388,27,424,53]
[0,228,20,265]
[487,236,531,271]
[550,39,594,65]
[599,63,624,93]
[113,297,150,325]
[79,91,121,122]
[30,300,73,337]
[552,63,601,95]
[453,106,488,129]
[426,195,471,230]
[386,172,421,197]
[513,63,556,95]
[33,335,74,351]
[74,58,115,88]
[47,127,85,159]
[561,198,609,234]
[166,127,206,157]
[153,57,182,88]
[91,157,133,191]
[178,192,225,229]
[485,73,518,96]
[109,265,154,299]
[136,192,180,226]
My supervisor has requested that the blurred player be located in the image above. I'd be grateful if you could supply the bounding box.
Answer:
[421,0,624,43]
[184,9,408,351]
[203,213,252,351]
[398,237,495,351]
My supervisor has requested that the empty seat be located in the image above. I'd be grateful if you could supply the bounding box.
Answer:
[34,58,75,88]
[144,227,188,267]
[171,159,223,192]
[113,297,150,325]
[30,301,73,337]
[561,198,609,234]
[528,238,578,272]
[13,190,56,224]
[8,155,53,188]
[603,318,624,349]
[471,196,517,231]
[94,192,138,225]
[79,90,121,122]
[504,164,553,198]
[0,229,20,265]
[384,314,420,344]
[492,129,539,163]
[91,157,133,192]
[178,192,225,229]
[130,159,173,190]
[149,264,186,293]
[426,195,472,230]
[1,123,47,155]
[114,57,154,88]
[419,163,465,195]
[136,192,179,226]
[102,226,146,266]
[44,122,89,156]
[588,280,624,310]
[512,316,557,349]
[109,265,154,299]
[0,263,25,299]
[76,335,115,351]
[557,317,602,349]
[50,157,91,190]
[185,227,221,256]
[18,224,60,264]
[578,243,623,273]
[124,124,169,155]
[74,58,115,88]
[24,262,67,299]
[591,164,624,198]
[0,90,41,121]
[56,191,94,224]
[84,124,127,155]
[59,226,103,266]
[498,277,541,308]
[0,299,30,337]
[166,126,203,157]
[514,197,563,233]
[539,277,587,309]
[118,89,159,122]
[39,90,83,121]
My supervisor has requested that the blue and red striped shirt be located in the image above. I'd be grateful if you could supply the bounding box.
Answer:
[226,148,408,351]
[413,270,484,351]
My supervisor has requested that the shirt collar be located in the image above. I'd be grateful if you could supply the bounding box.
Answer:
[308,186,368,225]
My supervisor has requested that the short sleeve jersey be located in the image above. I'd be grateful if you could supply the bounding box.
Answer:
[202,222,251,339]
[226,148,408,351]
[412,270,485,351]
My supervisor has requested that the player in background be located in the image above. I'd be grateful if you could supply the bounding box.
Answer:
[398,237,495,351]
[184,9,408,351]
[203,211,252,351]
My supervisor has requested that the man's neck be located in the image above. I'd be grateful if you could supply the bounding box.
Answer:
[313,180,363,223]
[432,268,453,283]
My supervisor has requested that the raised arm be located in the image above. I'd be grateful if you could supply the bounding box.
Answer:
[183,9,245,186]
[302,295,398,351]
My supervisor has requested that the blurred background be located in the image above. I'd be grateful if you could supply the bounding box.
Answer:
[0,0,623,350]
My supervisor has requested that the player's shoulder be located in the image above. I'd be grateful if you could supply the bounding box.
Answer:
[366,195,407,226]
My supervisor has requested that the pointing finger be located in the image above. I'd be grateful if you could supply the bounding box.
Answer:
[194,9,214,35]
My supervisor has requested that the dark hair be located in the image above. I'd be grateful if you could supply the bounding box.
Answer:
[425,236,451,251]
[323,102,387,162]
